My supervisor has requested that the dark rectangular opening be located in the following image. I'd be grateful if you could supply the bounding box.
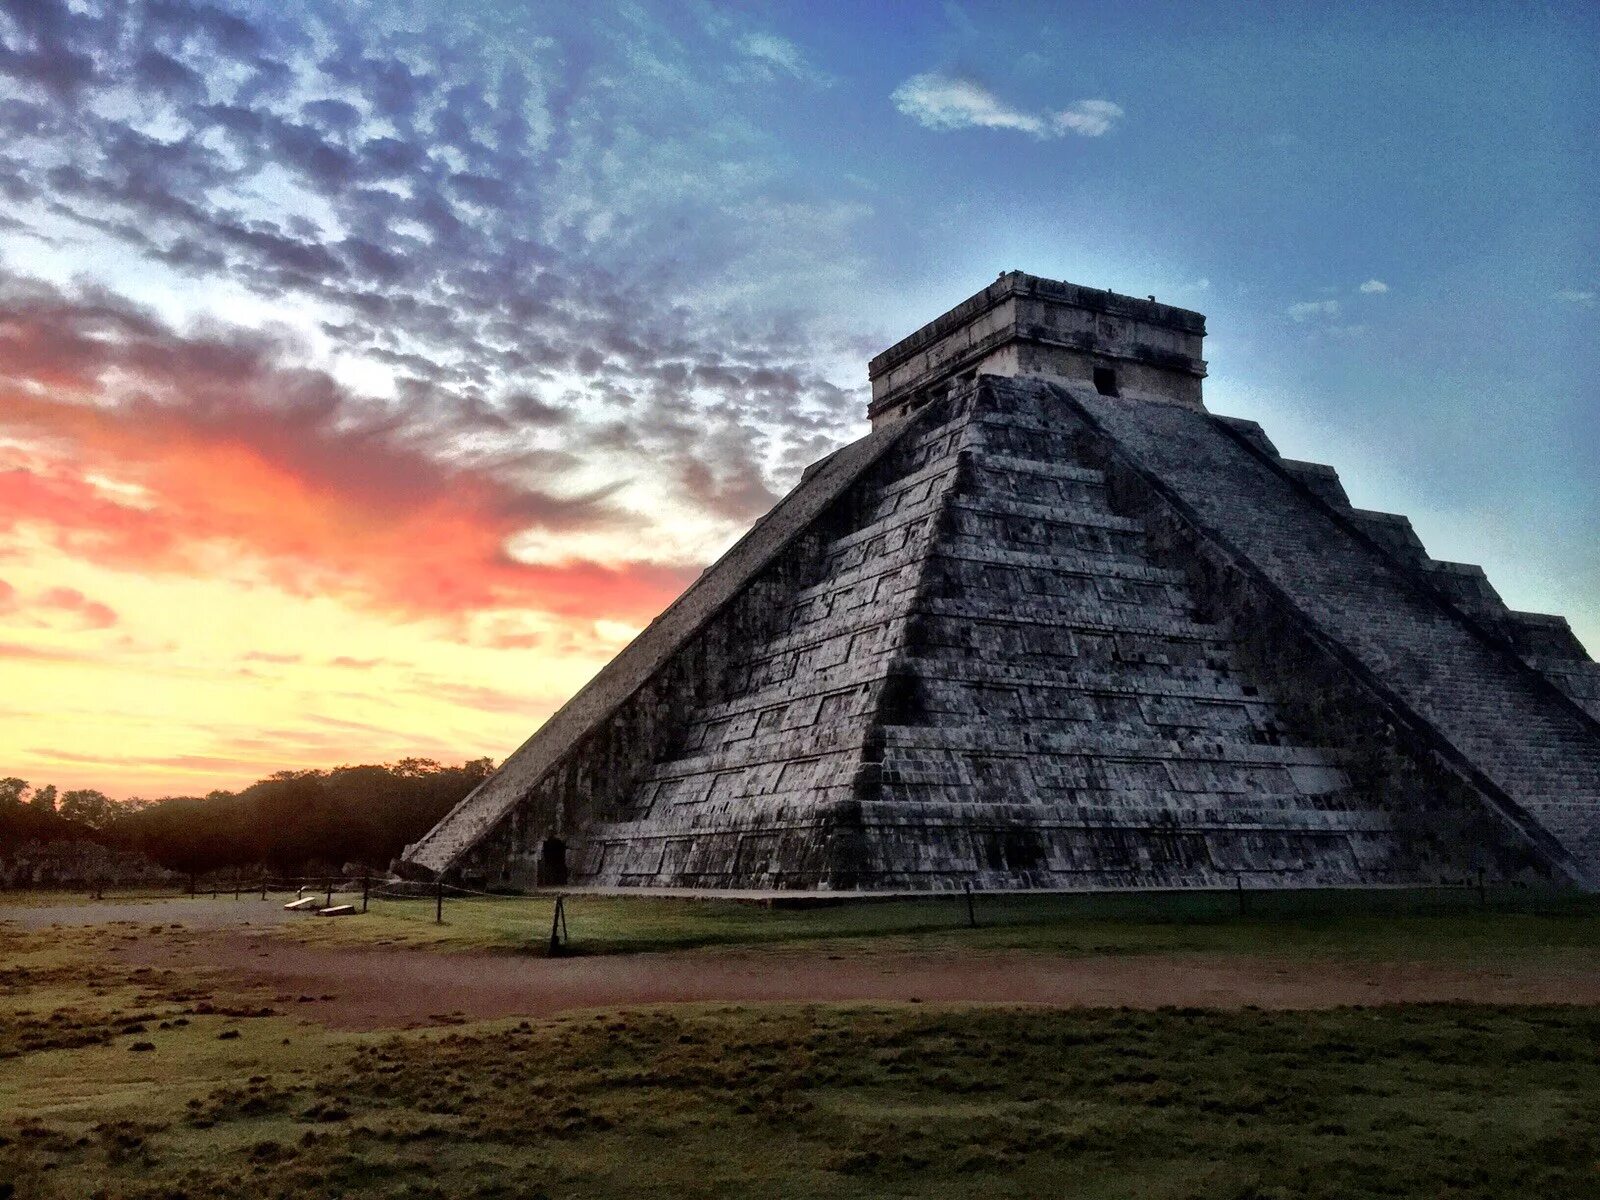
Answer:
[1093,366,1119,396]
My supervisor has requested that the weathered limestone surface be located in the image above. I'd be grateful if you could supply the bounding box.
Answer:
[403,274,1600,892]
[868,272,1207,425]
[401,415,922,878]
[1061,382,1600,884]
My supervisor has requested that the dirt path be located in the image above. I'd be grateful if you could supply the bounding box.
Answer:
[115,933,1600,1030]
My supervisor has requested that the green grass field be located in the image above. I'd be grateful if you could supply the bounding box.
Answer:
[263,885,1600,967]
[5,895,1600,1198]
[6,973,1599,1197]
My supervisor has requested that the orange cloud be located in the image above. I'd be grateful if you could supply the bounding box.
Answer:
[0,277,697,623]
[0,640,90,662]
[38,586,118,629]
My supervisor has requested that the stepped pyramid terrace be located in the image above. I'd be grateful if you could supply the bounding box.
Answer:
[402,273,1600,893]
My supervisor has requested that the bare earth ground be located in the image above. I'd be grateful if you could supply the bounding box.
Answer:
[4,898,308,929]
[112,929,1600,1030]
[4,896,1597,1027]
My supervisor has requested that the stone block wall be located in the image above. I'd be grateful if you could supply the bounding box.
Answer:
[411,372,1600,893]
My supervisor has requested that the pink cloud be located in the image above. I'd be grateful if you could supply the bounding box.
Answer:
[0,276,697,625]
[38,586,118,629]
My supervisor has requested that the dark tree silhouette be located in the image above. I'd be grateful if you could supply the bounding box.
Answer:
[3,759,496,880]
[106,758,496,876]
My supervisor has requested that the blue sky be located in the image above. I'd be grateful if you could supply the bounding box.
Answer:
[0,0,1595,794]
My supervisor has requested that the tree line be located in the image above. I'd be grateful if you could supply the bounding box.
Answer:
[0,758,494,880]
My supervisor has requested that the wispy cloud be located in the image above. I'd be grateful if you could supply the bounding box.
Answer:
[734,32,832,86]
[0,579,117,630]
[0,0,884,629]
[1053,99,1125,137]
[0,0,871,566]
[1359,279,1390,294]
[891,73,1122,138]
[37,587,118,630]
[1554,289,1595,306]
[1287,299,1341,321]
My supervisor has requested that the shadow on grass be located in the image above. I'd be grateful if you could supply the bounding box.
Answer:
[348,885,1600,961]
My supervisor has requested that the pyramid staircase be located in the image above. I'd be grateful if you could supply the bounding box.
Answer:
[564,381,1531,890]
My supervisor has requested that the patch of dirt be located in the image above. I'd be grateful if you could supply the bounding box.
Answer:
[114,933,1600,1030]
[2,897,306,929]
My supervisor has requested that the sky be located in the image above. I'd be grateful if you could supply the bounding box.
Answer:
[0,0,1595,799]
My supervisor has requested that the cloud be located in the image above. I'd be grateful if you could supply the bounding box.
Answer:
[1554,289,1595,306]
[242,650,302,664]
[0,579,116,629]
[1287,299,1341,322]
[1052,99,1125,137]
[409,678,547,715]
[0,0,871,574]
[1359,279,1390,294]
[891,73,1122,138]
[734,32,832,86]
[0,273,697,624]
[37,586,117,629]
[0,640,90,662]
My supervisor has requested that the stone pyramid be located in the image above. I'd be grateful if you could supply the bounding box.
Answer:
[403,274,1600,892]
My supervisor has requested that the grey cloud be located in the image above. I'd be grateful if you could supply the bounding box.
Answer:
[2,0,873,548]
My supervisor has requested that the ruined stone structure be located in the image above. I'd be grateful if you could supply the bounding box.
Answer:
[403,273,1600,892]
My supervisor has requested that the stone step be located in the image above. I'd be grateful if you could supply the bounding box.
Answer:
[820,499,945,561]
[688,670,885,728]
[644,732,868,781]
[948,494,1144,532]
[919,578,1195,624]
[894,654,1256,699]
[915,597,1223,642]
[736,612,909,667]
[968,452,1106,485]
[927,543,1186,585]
[875,723,1348,766]
[854,799,1394,831]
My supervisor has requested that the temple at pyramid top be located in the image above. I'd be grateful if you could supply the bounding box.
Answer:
[403,272,1600,895]
[868,271,1207,426]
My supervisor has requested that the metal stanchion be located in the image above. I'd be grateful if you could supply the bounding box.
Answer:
[435,879,444,924]
[362,875,370,913]
[549,895,567,955]
[964,881,977,929]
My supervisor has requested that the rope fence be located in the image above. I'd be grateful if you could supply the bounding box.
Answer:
[30,869,1593,960]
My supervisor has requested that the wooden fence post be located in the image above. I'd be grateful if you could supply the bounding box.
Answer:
[435,879,444,924]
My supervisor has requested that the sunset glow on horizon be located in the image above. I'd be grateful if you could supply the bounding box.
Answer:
[3,1,1595,801]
